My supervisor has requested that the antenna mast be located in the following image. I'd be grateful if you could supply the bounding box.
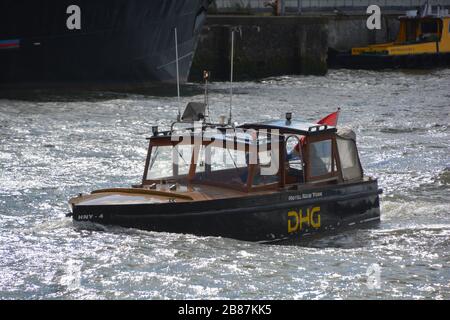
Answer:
[203,70,210,119]
[175,28,181,121]
[229,29,235,125]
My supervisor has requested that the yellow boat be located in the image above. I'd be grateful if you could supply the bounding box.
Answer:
[334,4,450,69]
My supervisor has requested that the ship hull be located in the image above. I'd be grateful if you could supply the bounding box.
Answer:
[0,0,210,90]
[72,180,382,244]
[331,52,450,70]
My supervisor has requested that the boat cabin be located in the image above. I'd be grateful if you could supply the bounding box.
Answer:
[396,15,450,47]
[352,8,450,56]
[140,115,363,194]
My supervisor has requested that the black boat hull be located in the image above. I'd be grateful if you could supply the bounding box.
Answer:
[72,180,382,244]
[331,52,450,70]
[0,0,210,90]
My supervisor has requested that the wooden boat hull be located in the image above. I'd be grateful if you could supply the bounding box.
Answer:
[71,179,382,244]
[331,52,450,70]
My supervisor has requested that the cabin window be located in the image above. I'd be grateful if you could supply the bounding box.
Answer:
[419,21,441,42]
[421,21,438,34]
[209,146,247,171]
[337,139,357,169]
[196,145,207,174]
[147,146,173,180]
[193,145,249,186]
[252,150,279,186]
[406,21,418,42]
[336,135,363,181]
[173,144,194,176]
[285,135,304,184]
[309,140,332,177]
[258,150,272,167]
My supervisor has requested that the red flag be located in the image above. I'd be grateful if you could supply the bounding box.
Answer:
[317,108,340,127]
[294,108,341,152]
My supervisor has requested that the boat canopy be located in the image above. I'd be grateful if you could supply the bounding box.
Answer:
[143,118,365,192]
[336,128,363,181]
[239,119,337,136]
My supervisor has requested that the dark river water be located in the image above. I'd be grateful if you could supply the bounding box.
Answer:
[0,69,449,299]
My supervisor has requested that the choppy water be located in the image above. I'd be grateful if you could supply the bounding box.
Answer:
[0,69,449,299]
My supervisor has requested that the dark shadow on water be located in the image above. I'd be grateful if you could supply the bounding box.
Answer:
[301,230,374,249]
[327,66,445,75]
[275,222,381,249]
[72,220,382,250]
[0,83,205,102]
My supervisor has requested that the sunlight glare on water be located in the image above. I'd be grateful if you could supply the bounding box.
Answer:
[0,69,449,299]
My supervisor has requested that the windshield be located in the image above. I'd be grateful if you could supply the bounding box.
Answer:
[146,146,173,180]
[309,140,332,177]
[193,145,250,187]
[146,130,280,190]
[146,142,251,188]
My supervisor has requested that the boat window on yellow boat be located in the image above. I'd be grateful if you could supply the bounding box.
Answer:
[146,146,173,180]
[419,20,441,42]
[405,20,419,42]
[421,21,438,34]
[309,140,332,177]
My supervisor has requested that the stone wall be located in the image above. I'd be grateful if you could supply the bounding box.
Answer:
[190,16,329,81]
[328,14,399,51]
[190,14,402,81]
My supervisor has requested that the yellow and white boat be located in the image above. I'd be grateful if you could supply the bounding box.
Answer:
[335,4,450,69]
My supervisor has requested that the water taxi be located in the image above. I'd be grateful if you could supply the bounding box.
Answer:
[334,4,450,69]
[68,105,382,244]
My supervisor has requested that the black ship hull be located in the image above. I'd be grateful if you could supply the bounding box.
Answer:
[0,0,210,90]
[330,51,450,70]
[72,180,382,244]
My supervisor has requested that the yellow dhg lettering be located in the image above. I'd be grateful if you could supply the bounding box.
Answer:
[287,206,321,233]
[310,206,321,228]
[287,211,299,233]
[298,209,310,230]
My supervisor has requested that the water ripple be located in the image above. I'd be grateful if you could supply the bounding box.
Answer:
[0,69,449,299]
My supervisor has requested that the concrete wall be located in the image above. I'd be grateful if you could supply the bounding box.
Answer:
[190,16,329,81]
[190,14,402,81]
[328,14,399,50]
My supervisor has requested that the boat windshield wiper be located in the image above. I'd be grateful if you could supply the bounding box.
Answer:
[226,148,241,177]
[175,146,188,165]
[149,147,159,170]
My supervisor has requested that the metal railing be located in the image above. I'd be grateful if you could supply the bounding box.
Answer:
[213,0,450,10]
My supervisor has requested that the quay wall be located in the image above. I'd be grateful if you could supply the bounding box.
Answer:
[190,16,329,81]
[190,14,399,81]
[328,14,399,50]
